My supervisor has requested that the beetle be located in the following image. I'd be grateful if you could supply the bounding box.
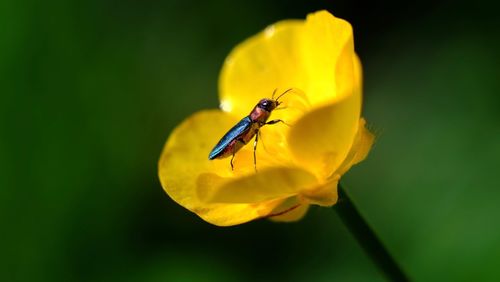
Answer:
[208,88,293,170]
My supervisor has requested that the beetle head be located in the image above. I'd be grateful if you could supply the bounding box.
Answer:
[258,89,293,112]
[257,98,278,112]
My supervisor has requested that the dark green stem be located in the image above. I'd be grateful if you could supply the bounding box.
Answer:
[333,184,409,281]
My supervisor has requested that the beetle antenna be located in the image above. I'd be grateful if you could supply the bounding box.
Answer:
[275,88,293,102]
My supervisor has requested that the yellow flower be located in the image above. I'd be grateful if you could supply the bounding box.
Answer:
[158,10,374,226]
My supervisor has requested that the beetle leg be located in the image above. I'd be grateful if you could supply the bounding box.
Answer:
[230,153,235,170]
[253,130,259,172]
[266,119,291,127]
[230,138,246,171]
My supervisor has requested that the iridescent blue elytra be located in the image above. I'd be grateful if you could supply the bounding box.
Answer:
[208,89,292,170]
[208,116,252,160]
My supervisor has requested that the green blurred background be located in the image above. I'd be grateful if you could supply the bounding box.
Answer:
[1,0,499,281]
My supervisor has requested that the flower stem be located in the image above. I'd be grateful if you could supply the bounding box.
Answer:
[333,184,409,281]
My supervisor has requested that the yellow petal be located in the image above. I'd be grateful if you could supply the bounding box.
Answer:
[301,10,357,105]
[335,118,375,176]
[219,20,306,118]
[158,110,284,226]
[197,167,318,204]
[287,88,361,179]
[285,11,363,178]
[299,179,339,206]
[219,11,358,118]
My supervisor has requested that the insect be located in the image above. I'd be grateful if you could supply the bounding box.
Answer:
[208,88,293,171]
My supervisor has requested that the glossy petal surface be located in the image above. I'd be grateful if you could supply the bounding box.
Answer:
[159,10,373,226]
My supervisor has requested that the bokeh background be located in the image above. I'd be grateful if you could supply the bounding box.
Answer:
[1,0,499,281]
